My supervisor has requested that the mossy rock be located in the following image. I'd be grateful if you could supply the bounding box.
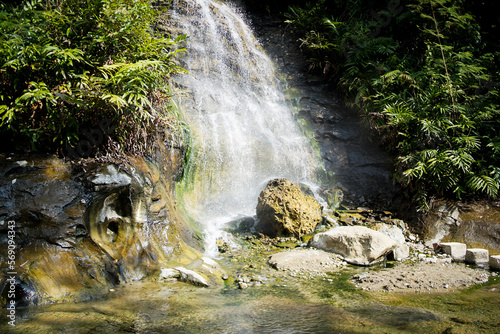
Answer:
[255,178,322,238]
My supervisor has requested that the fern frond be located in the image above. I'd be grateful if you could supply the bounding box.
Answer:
[466,175,499,197]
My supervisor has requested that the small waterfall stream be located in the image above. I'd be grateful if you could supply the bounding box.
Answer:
[171,0,320,255]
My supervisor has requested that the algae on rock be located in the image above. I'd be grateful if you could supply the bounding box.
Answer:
[255,178,322,238]
[0,138,211,306]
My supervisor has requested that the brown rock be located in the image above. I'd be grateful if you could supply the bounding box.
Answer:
[255,179,322,238]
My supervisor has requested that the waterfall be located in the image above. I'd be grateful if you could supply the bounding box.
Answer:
[171,0,320,255]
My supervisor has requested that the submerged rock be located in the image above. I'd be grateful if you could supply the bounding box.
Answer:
[309,226,398,266]
[255,179,322,238]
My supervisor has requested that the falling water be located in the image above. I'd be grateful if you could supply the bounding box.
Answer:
[170,0,320,255]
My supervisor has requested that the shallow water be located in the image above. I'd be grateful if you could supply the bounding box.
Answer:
[3,261,499,334]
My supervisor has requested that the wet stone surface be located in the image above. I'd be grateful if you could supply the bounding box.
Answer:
[248,13,398,209]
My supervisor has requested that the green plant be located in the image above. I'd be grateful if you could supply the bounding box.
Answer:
[286,0,500,209]
[0,0,186,155]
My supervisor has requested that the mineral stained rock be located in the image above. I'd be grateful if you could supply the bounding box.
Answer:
[255,179,322,238]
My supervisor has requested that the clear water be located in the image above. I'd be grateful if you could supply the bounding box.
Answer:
[3,268,499,333]
[171,0,320,255]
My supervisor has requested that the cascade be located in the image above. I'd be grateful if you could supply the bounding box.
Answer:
[171,0,320,255]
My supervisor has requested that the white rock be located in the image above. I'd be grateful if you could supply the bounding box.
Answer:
[159,268,180,279]
[465,248,489,264]
[16,160,28,167]
[439,242,467,261]
[175,267,209,287]
[490,255,500,270]
[201,256,219,268]
[391,243,410,261]
[309,226,398,266]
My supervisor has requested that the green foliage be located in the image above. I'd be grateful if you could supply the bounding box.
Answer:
[286,0,500,208]
[0,0,186,154]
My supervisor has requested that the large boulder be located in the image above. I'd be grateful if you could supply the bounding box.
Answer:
[309,226,398,266]
[255,179,322,238]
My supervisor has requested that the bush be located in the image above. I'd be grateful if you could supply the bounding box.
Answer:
[286,0,500,209]
[0,0,186,156]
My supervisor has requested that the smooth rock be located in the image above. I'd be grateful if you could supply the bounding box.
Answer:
[268,248,345,272]
[439,242,467,261]
[174,267,210,287]
[390,243,410,261]
[309,226,398,266]
[370,222,406,244]
[490,255,500,270]
[201,256,219,269]
[465,248,489,264]
[159,268,180,279]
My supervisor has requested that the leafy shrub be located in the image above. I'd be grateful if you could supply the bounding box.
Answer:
[286,0,500,208]
[0,0,186,155]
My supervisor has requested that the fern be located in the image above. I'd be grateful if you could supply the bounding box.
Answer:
[0,0,186,153]
[466,175,499,197]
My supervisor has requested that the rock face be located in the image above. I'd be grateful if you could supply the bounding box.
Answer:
[309,226,398,266]
[0,138,206,306]
[420,200,500,254]
[255,179,322,238]
[250,13,397,208]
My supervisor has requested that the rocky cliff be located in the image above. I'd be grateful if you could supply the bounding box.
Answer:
[0,136,204,306]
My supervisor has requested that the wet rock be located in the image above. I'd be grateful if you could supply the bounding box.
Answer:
[223,215,256,233]
[255,179,322,238]
[175,267,209,287]
[91,165,131,187]
[320,188,344,211]
[0,139,205,306]
[309,226,398,266]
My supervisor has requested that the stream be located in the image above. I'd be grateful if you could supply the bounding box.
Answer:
[2,241,500,333]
